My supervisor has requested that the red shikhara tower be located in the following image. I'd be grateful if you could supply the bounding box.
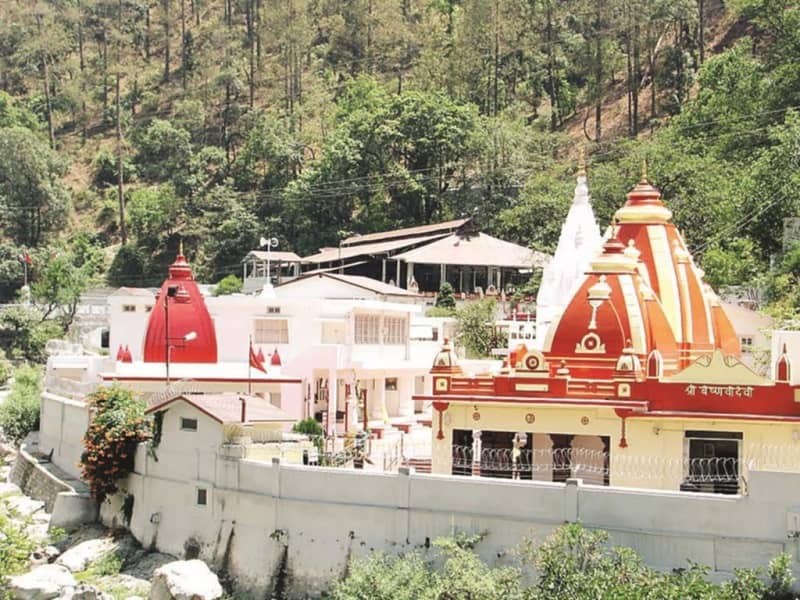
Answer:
[142,249,218,364]
[541,170,740,378]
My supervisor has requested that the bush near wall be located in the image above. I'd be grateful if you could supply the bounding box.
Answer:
[80,386,150,501]
[0,364,41,444]
[331,524,795,600]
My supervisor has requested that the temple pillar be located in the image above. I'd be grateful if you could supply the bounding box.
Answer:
[407,262,415,287]
[370,378,387,421]
[381,259,387,282]
[571,435,605,485]
[440,264,446,288]
[396,260,402,287]
[471,430,482,477]
[397,376,414,418]
[532,433,554,481]
[326,369,337,437]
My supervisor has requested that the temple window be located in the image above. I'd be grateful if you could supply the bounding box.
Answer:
[383,316,407,345]
[385,378,398,391]
[181,417,198,432]
[682,430,742,494]
[267,306,281,314]
[354,314,381,344]
[196,487,208,506]
[740,337,753,348]
[122,304,136,312]
[254,318,289,344]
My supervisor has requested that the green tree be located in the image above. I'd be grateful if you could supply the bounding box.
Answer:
[213,273,243,295]
[455,298,497,358]
[132,119,193,182]
[30,237,103,328]
[0,306,63,363]
[0,127,70,247]
[0,365,42,445]
[435,281,456,310]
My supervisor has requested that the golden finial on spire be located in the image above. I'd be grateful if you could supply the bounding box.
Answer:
[641,158,648,182]
[179,238,184,257]
[577,146,587,177]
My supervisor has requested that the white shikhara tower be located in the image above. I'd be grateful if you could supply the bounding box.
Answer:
[534,159,603,348]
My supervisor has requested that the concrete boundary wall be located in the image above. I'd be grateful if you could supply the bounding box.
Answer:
[116,443,800,598]
[39,392,91,480]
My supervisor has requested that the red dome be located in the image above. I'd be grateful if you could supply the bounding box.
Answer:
[142,251,218,364]
[543,235,678,378]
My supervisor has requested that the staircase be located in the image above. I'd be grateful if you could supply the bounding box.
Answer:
[403,458,432,474]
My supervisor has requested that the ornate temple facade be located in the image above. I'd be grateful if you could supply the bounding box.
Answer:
[418,173,800,493]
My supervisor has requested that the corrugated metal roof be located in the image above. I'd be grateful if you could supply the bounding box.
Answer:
[302,233,445,264]
[394,233,551,268]
[243,251,302,262]
[341,218,469,247]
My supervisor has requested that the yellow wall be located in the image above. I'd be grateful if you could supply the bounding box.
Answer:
[431,402,800,490]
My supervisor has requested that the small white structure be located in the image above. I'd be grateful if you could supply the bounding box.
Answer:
[535,162,602,348]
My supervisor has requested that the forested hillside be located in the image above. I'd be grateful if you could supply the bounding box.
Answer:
[0,0,799,318]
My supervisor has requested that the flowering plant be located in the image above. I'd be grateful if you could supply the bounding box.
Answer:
[80,385,150,500]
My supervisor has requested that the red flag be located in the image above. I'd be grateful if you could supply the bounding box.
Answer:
[257,347,265,363]
[116,345,124,361]
[24,253,32,264]
[249,343,267,373]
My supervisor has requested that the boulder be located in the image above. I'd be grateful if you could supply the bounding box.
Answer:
[148,560,223,600]
[56,538,116,573]
[29,545,62,568]
[6,495,45,517]
[95,574,150,597]
[123,552,176,581]
[9,564,76,600]
[0,481,22,497]
[56,583,113,600]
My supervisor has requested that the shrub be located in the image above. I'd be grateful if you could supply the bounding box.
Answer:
[455,298,497,358]
[80,386,150,501]
[292,417,323,437]
[435,281,456,310]
[0,510,36,595]
[213,274,243,296]
[0,349,11,387]
[0,365,42,444]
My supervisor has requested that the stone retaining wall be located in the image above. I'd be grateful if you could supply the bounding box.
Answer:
[10,436,72,512]
[10,434,98,530]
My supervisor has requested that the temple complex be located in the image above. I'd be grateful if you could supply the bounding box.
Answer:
[418,170,800,493]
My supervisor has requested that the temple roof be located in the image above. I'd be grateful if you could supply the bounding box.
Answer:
[302,234,445,264]
[242,250,302,262]
[142,251,218,364]
[341,218,469,247]
[393,232,549,268]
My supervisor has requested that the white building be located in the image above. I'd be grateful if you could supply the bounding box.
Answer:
[47,256,452,440]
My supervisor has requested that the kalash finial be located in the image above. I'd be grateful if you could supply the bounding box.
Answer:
[577,146,587,177]
[640,158,648,183]
[178,238,184,257]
